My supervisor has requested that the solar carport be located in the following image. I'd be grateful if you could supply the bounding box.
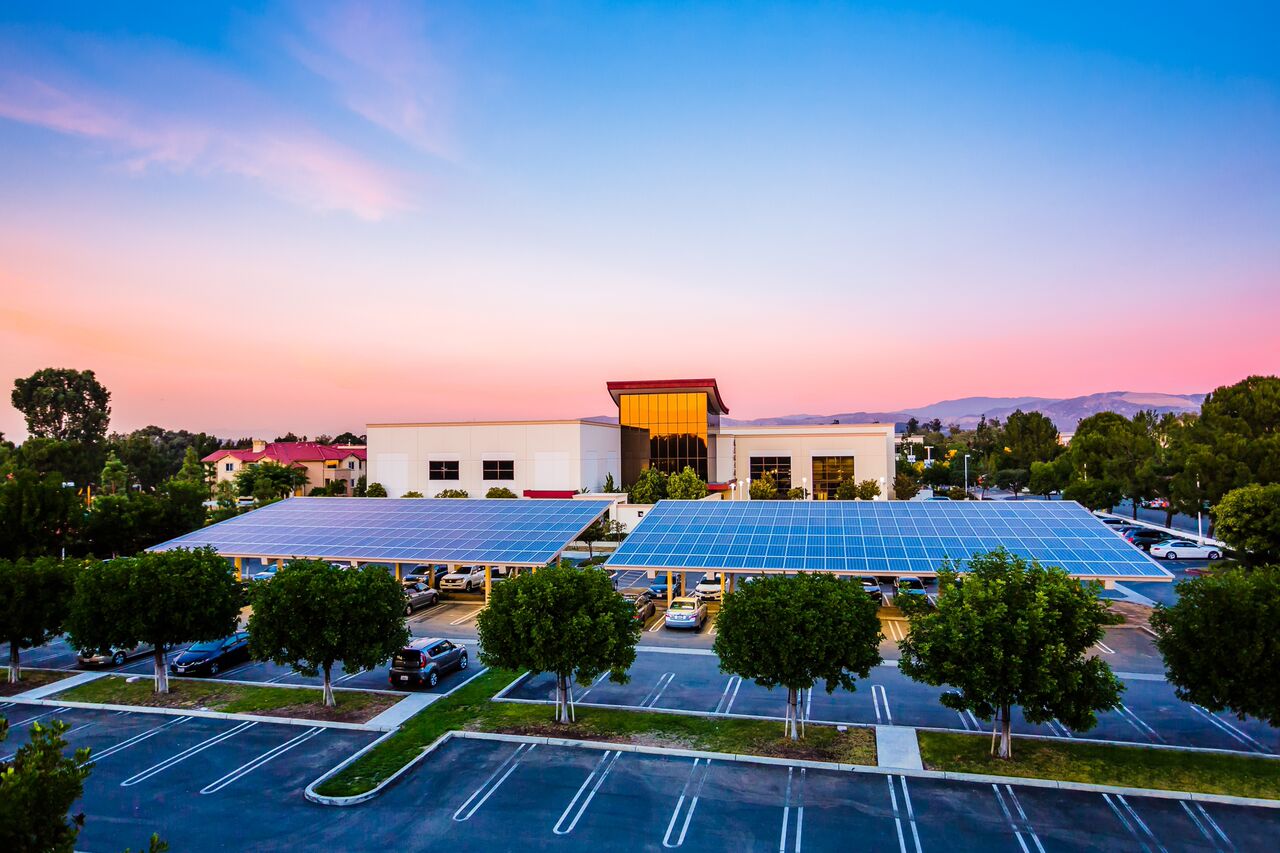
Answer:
[605,499,1172,605]
[151,496,613,599]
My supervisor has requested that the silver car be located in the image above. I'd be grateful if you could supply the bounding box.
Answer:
[664,596,708,630]
[78,642,157,667]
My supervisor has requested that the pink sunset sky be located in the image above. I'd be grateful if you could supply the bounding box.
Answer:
[2,3,1277,440]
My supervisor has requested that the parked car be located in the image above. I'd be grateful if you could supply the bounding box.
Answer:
[664,596,708,630]
[693,572,724,601]
[440,566,486,592]
[249,565,278,582]
[404,565,448,586]
[403,582,441,615]
[619,587,657,623]
[388,637,468,688]
[169,632,251,676]
[647,575,672,599]
[857,576,884,604]
[1095,517,1127,529]
[78,642,158,667]
[1150,540,1222,561]
[1124,529,1172,551]
[896,576,931,603]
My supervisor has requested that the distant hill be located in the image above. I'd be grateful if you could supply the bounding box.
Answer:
[716,391,1205,432]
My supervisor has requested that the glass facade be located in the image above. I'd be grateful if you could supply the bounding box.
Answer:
[618,392,716,481]
[749,456,792,494]
[811,456,855,500]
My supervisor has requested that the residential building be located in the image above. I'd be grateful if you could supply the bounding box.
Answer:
[203,440,367,494]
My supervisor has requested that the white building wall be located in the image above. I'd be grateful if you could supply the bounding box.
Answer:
[723,424,897,499]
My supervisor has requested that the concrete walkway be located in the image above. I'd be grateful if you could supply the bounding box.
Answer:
[875,724,923,770]
[8,669,107,699]
[365,692,440,730]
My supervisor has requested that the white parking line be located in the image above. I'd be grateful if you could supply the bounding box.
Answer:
[714,677,743,715]
[334,669,369,684]
[872,685,892,724]
[453,743,536,821]
[10,706,70,727]
[86,716,192,764]
[552,750,622,835]
[266,668,300,683]
[1116,705,1164,743]
[449,606,485,626]
[663,758,713,848]
[120,721,257,787]
[1045,719,1074,739]
[199,727,324,794]
[1094,641,1116,655]
[1179,801,1234,851]
[2,718,96,763]
[577,671,611,703]
[641,673,676,709]
[648,613,667,633]
[1103,793,1167,853]
[1190,705,1267,753]
[778,766,805,853]
[887,775,922,853]
[992,783,1045,853]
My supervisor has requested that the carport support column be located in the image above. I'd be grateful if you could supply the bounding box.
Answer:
[484,565,492,603]
[720,572,725,598]
[394,562,402,582]
[666,569,673,607]
[234,557,242,582]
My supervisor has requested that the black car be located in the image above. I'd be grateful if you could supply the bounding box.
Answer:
[403,565,448,586]
[1124,529,1171,551]
[403,581,441,615]
[857,576,884,604]
[388,638,468,689]
[170,632,251,677]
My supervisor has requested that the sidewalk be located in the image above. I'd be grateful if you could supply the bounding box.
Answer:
[876,725,923,770]
[7,669,106,700]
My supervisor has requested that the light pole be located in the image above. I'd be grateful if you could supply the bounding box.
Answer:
[964,454,970,496]
[802,476,808,500]
[1196,476,1203,545]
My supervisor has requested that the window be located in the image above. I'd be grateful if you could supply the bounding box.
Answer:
[347,461,356,470]
[224,462,234,472]
[483,460,515,480]
[429,460,460,480]
[812,456,856,500]
[749,456,792,493]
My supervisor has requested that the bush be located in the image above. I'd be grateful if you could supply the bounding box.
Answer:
[485,487,518,499]
[365,482,388,497]
[401,491,424,498]
[435,489,469,498]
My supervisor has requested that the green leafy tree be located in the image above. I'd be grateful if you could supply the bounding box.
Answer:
[1062,477,1123,512]
[787,486,809,500]
[0,468,82,560]
[235,462,306,501]
[1002,410,1061,469]
[364,481,388,497]
[0,718,92,852]
[921,463,952,490]
[1150,566,1280,725]
[892,473,920,500]
[714,573,882,740]
[435,488,468,498]
[11,368,111,444]
[666,466,708,500]
[353,475,368,497]
[835,478,881,500]
[332,431,365,445]
[750,471,778,500]
[1212,484,1280,566]
[897,549,1123,758]
[602,472,619,493]
[66,548,240,693]
[627,467,668,504]
[400,490,424,498]
[99,452,129,495]
[477,562,639,722]
[174,445,209,489]
[994,468,1029,497]
[485,486,518,499]
[108,427,222,492]
[4,438,103,494]
[1028,458,1071,498]
[0,557,76,683]
[249,561,408,706]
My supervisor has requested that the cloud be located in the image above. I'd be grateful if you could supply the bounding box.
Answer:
[284,0,452,157]
[0,36,411,220]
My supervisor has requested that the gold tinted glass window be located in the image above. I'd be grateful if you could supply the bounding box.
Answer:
[812,456,856,500]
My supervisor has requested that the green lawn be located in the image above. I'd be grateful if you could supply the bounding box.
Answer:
[919,731,1280,800]
[57,675,399,723]
[0,667,73,697]
[315,669,877,798]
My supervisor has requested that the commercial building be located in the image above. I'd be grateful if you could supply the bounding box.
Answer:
[367,379,896,500]
[203,440,367,494]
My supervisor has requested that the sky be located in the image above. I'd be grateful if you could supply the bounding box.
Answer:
[1,1,1277,440]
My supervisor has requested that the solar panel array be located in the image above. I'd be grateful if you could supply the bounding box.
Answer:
[606,500,1170,579]
[151,497,612,565]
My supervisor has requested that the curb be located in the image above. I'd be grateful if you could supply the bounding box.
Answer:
[305,731,452,806]
[0,695,390,731]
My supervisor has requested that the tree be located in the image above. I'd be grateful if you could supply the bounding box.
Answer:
[835,478,881,500]
[435,488,468,498]
[1001,410,1061,470]
[577,518,607,560]
[174,446,209,489]
[1028,458,1071,498]
[1150,566,1280,725]
[11,368,111,444]
[477,562,639,722]
[893,473,921,500]
[332,432,365,445]
[627,467,667,504]
[6,437,103,491]
[0,717,92,852]
[921,463,953,490]
[1062,478,1123,512]
[1212,484,1280,566]
[787,486,809,500]
[353,475,368,497]
[714,573,882,740]
[235,462,306,501]
[107,427,222,492]
[749,471,778,500]
[0,468,82,560]
[99,452,129,495]
[365,482,388,497]
[667,466,708,500]
[897,549,1123,758]
[602,472,619,493]
[485,486,518,499]
[400,490,424,498]
[0,557,76,684]
[66,548,240,694]
[994,468,1029,497]
[249,561,408,707]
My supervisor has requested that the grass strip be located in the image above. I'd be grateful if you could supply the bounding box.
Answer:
[315,670,877,798]
[919,731,1280,800]
[0,668,73,697]
[56,675,399,724]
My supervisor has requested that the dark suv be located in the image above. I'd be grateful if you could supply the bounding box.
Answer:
[1124,529,1171,551]
[388,638,468,689]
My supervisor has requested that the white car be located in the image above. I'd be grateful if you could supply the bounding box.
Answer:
[250,565,278,582]
[440,566,486,592]
[1150,540,1222,561]
[693,572,724,601]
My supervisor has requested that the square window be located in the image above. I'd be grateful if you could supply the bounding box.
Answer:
[483,460,515,480]
[429,460,460,480]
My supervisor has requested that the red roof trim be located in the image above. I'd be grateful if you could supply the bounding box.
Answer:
[201,442,367,465]
[523,489,577,499]
[606,378,729,415]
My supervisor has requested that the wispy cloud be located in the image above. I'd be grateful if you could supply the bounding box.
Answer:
[284,0,452,157]
[0,33,411,220]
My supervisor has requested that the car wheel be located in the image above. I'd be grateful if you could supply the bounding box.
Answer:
[210,661,221,675]
[428,670,439,687]
[459,654,468,670]
[404,604,413,616]
[1207,551,1221,560]
[1164,551,1177,560]
[112,651,126,666]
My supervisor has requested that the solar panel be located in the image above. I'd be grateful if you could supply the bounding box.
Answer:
[150,497,612,566]
[605,500,1172,581]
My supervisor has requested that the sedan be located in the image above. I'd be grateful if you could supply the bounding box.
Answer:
[664,596,708,630]
[78,642,157,667]
[857,576,884,604]
[693,573,724,601]
[619,587,657,623]
[169,632,251,676]
[1124,529,1172,551]
[249,565,278,582]
[404,565,448,586]
[1150,540,1222,561]
[896,576,931,604]
[403,581,441,615]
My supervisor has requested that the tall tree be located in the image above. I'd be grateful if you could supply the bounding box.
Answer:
[11,368,111,444]
[477,562,639,722]
[1028,458,1071,498]
[714,573,882,740]
[897,549,1123,758]
[99,452,129,494]
[627,467,668,504]
[0,557,76,683]
[1002,410,1061,470]
[66,549,240,693]
[1211,484,1280,566]
[893,473,921,500]
[249,561,408,707]
[6,438,103,491]
[0,468,81,560]
[749,471,778,500]
[667,465,708,500]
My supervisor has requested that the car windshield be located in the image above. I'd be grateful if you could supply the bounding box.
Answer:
[670,601,695,611]
[188,640,224,652]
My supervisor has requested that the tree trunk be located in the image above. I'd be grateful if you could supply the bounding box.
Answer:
[555,673,570,723]
[9,641,19,684]
[786,687,799,741]
[1164,508,1174,528]
[996,704,1013,759]
[1132,502,1139,520]
[322,662,336,707]
[154,646,169,694]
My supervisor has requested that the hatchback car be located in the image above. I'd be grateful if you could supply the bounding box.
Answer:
[1150,540,1222,561]
[619,587,657,623]
[403,582,441,615]
[77,642,158,667]
[664,596,708,630]
[169,632,251,676]
[693,573,725,601]
[388,638,468,688]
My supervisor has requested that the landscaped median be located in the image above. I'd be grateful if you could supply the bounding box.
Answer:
[918,731,1280,800]
[52,675,401,724]
[0,668,76,697]
[312,669,878,799]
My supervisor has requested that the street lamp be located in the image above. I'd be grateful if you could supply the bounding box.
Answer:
[802,476,808,500]
[963,454,970,496]
[1196,476,1203,545]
